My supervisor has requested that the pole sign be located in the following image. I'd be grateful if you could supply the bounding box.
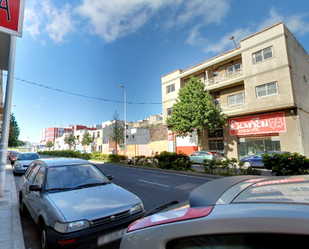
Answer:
[0,0,25,37]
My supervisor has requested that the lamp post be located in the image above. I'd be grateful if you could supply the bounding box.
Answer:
[119,85,126,156]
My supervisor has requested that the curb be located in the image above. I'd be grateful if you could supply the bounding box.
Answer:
[89,161,223,180]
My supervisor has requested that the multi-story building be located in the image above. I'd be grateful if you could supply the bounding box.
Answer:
[40,125,74,145]
[161,22,309,159]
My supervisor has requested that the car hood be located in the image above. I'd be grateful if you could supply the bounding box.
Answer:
[47,183,141,222]
[16,159,35,166]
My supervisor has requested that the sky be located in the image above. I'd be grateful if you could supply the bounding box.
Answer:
[3,0,309,143]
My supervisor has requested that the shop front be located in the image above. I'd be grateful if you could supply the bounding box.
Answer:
[229,111,286,159]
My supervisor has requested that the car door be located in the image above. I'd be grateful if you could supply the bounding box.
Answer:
[29,165,47,222]
[23,164,41,219]
[250,152,264,167]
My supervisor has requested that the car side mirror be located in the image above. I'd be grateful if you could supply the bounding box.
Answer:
[29,185,42,192]
[107,174,113,181]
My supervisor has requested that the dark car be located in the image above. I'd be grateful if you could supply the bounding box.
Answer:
[19,158,145,249]
[120,175,309,249]
[240,151,286,168]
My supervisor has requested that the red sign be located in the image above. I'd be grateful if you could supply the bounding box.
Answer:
[168,133,173,141]
[0,0,25,37]
[229,111,286,136]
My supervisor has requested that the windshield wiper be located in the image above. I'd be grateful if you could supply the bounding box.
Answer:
[46,187,76,192]
[75,182,109,189]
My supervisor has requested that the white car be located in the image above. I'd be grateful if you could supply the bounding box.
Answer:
[13,152,40,174]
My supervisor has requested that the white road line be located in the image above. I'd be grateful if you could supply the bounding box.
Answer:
[139,179,170,188]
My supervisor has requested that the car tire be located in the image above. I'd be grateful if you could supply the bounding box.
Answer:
[243,161,252,169]
[40,222,49,249]
[19,193,27,215]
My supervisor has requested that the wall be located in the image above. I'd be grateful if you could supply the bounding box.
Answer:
[149,124,168,142]
[148,141,169,156]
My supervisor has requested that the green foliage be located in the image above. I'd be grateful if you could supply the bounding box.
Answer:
[108,111,125,147]
[90,151,108,161]
[64,134,76,149]
[9,113,20,147]
[154,151,193,171]
[81,129,93,147]
[166,76,226,146]
[201,158,261,176]
[38,150,91,160]
[107,154,127,163]
[45,141,54,149]
[262,152,309,176]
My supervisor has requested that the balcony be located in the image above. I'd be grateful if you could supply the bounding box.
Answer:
[205,66,243,87]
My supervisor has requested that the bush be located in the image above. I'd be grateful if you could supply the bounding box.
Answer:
[37,150,91,160]
[154,151,193,171]
[262,152,309,176]
[91,151,108,161]
[107,154,127,163]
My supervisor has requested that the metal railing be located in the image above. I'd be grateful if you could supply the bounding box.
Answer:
[205,67,243,87]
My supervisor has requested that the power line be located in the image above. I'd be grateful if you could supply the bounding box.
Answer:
[0,72,162,105]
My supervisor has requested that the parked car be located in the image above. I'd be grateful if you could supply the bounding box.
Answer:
[13,152,40,175]
[240,151,286,168]
[19,158,145,249]
[10,151,20,165]
[189,151,225,163]
[120,175,309,249]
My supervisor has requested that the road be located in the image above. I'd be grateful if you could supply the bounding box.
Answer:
[14,161,212,249]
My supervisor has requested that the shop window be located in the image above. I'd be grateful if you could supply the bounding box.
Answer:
[238,137,281,159]
[256,82,278,97]
[228,93,244,106]
[253,47,274,64]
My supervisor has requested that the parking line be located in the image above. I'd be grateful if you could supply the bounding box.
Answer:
[139,179,170,188]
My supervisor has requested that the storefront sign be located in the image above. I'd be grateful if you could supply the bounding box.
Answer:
[0,0,25,37]
[168,131,174,152]
[229,111,286,136]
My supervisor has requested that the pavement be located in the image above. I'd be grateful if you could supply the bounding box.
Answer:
[0,163,25,249]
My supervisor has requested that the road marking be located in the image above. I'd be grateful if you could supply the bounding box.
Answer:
[139,179,170,188]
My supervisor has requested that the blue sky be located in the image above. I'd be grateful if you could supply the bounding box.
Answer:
[4,0,309,142]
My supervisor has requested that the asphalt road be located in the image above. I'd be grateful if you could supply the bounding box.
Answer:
[14,161,212,249]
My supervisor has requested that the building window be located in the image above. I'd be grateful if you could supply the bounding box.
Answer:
[227,63,241,76]
[167,107,173,116]
[228,93,244,106]
[166,84,175,94]
[256,82,278,97]
[253,47,273,64]
[97,131,100,138]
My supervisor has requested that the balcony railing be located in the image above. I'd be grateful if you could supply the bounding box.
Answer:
[205,67,243,87]
[220,100,246,112]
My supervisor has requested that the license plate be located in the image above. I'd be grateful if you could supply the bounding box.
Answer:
[97,229,126,246]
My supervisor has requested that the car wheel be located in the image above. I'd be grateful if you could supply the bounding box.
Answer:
[19,193,27,215]
[40,222,49,249]
[243,161,252,169]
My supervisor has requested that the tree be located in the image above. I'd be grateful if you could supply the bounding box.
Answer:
[81,129,93,148]
[108,111,125,151]
[166,76,227,148]
[45,141,54,150]
[8,113,20,148]
[64,133,76,149]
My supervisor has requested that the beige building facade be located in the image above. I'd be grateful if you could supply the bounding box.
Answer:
[162,22,309,159]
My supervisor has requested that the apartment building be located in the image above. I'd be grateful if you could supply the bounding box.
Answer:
[162,22,309,159]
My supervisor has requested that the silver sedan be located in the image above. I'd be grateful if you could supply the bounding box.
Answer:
[19,158,145,249]
[120,175,309,249]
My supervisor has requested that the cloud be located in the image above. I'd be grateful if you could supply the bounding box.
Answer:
[24,0,75,43]
[75,0,230,43]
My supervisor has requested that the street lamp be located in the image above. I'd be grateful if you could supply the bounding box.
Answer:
[119,85,126,156]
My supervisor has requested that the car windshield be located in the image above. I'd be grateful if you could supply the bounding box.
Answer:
[18,154,39,160]
[45,163,110,192]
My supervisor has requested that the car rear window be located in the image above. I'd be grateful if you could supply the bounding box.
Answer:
[233,177,309,205]
[166,234,308,248]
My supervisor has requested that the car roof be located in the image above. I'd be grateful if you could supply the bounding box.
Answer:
[33,158,90,167]
[18,152,39,154]
[189,175,309,207]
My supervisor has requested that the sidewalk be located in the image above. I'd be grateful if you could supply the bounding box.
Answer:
[0,163,25,249]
